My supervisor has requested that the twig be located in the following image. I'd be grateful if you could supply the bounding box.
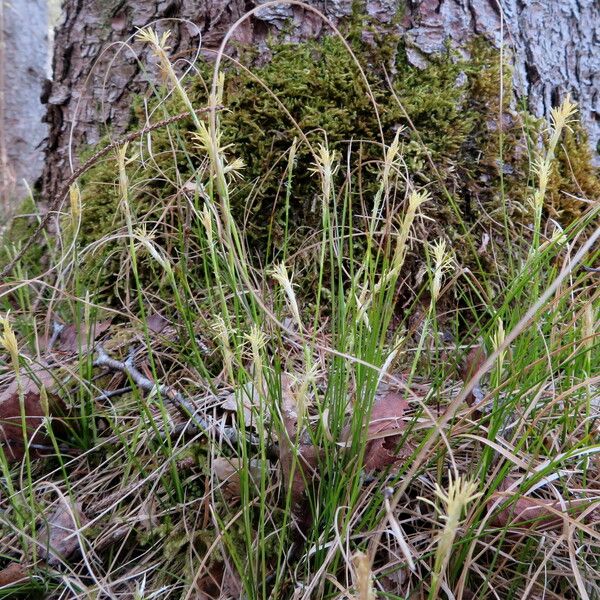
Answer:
[94,345,211,430]
[95,386,132,401]
[92,344,249,449]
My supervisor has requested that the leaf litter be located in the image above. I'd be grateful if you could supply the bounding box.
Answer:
[1,311,598,598]
[0,363,59,461]
[37,498,89,566]
[0,496,88,587]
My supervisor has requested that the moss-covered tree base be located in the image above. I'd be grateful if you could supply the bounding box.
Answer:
[2,30,598,311]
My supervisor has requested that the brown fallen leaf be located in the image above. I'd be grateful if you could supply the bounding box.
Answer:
[0,562,28,587]
[489,495,562,529]
[459,343,486,407]
[0,364,58,462]
[221,382,267,427]
[40,319,112,354]
[344,391,411,473]
[365,392,412,472]
[195,562,223,600]
[146,313,168,334]
[212,456,261,500]
[37,499,89,566]
[137,495,158,532]
[194,560,243,600]
[488,479,596,529]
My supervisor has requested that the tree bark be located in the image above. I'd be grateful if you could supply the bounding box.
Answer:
[0,0,49,209]
[403,1,600,155]
[41,0,600,201]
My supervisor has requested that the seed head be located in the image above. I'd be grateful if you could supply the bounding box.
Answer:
[0,314,19,366]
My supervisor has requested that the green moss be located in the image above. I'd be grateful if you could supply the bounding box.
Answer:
[74,34,513,294]
[5,22,598,306]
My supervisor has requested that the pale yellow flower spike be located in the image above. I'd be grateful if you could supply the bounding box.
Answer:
[212,315,235,383]
[136,27,204,133]
[200,205,214,244]
[39,385,50,419]
[491,318,506,372]
[245,324,267,391]
[430,238,454,303]
[529,95,578,254]
[69,184,81,222]
[134,226,172,274]
[308,143,339,204]
[431,472,482,598]
[550,94,578,134]
[381,127,403,190]
[0,314,19,367]
[392,189,430,272]
[352,551,376,600]
[135,28,172,65]
[270,262,303,330]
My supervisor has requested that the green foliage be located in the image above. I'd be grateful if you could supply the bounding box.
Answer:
[3,31,598,303]
[0,197,45,278]
[0,25,598,598]
[74,35,513,297]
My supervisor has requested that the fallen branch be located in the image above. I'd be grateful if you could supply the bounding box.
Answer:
[93,345,260,451]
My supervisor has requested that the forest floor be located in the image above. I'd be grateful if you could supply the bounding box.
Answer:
[0,25,599,600]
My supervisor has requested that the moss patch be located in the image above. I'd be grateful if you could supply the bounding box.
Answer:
[3,25,599,305]
[82,35,514,296]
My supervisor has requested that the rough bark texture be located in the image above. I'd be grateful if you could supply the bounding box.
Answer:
[0,0,49,208]
[42,0,600,201]
[404,1,600,155]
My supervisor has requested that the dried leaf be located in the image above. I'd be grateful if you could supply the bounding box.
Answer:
[379,567,408,597]
[282,443,321,511]
[488,479,594,529]
[221,382,269,427]
[39,319,111,354]
[212,456,261,499]
[37,499,88,566]
[213,456,241,483]
[221,394,253,425]
[146,313,168,334]
[356,392,411,473]
[195,561,243,600]
[0,364,57,462]
[195,562,223,600]
[137,495,158,532]
[0,562,28,587]
[490,496,562,528]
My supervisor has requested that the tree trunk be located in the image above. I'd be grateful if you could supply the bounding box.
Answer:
[0,0,49,209]
[41,0,600,201]
[403,0,600,154]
